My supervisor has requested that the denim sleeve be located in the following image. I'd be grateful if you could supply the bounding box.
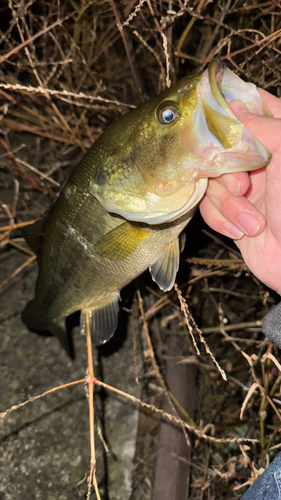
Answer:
[263,302,281,349]
[241,453,281,500]
[241,310,281,499]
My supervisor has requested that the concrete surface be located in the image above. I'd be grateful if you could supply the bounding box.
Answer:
[0,250,141,499]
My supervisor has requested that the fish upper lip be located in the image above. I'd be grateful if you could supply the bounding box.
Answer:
[207,57,234,117]
[210,57,225,84]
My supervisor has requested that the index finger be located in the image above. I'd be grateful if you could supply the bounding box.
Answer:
[230,100,281,155]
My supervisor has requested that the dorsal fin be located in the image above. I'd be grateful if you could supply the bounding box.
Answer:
[21,218,44,255]
[80,294,120,345]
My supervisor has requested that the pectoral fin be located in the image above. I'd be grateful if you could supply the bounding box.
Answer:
[149,238,180,292]
[95,222,150,261]
[81,295,120,345]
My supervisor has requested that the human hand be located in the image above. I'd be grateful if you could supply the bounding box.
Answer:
[199,89,281,295]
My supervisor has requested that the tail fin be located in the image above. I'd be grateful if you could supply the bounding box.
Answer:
[22,300,74,357]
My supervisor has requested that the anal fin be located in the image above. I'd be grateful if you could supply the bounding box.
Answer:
[81,294,120,346]
[149,238,180,292]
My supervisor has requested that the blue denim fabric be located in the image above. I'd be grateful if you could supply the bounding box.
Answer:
[263,302,281,349]
[241,453,281,500]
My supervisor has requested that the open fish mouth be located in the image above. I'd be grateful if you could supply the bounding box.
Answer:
[181,57,271,176]
[209,58,271,117]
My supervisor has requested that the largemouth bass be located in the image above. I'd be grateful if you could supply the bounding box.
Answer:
[22,58,271,350]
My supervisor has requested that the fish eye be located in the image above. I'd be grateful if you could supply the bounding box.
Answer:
[158,106,179,124]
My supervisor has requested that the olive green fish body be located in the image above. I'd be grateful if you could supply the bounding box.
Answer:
[34,190,190,318]
[23,159,193,346]
[22,58,272,349]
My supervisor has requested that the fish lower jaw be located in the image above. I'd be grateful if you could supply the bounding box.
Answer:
[95,178,208,225]
[123,179,207,224]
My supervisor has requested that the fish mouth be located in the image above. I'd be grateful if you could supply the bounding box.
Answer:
[181,57,271,177]
[208,57,271,118]
[208,58,230,115]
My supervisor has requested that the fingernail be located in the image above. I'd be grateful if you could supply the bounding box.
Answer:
[223,221,244,239]
[238,213,260,236]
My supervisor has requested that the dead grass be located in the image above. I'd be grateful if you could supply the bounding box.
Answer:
[1,0,281,498]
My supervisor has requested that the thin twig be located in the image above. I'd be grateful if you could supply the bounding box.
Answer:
[1,373,258,445]
[174,284,227,381]
[0,82,135,108]
[164,320,262,336]
[137,289,196,426]
[84,310,101,500]
[0,15,72,64]
[0,254,36,292]
[0,378,86,419]
[109,0,143,99]
[0,219,39,232]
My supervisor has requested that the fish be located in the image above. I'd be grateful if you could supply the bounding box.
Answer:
[21,58,271,351]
